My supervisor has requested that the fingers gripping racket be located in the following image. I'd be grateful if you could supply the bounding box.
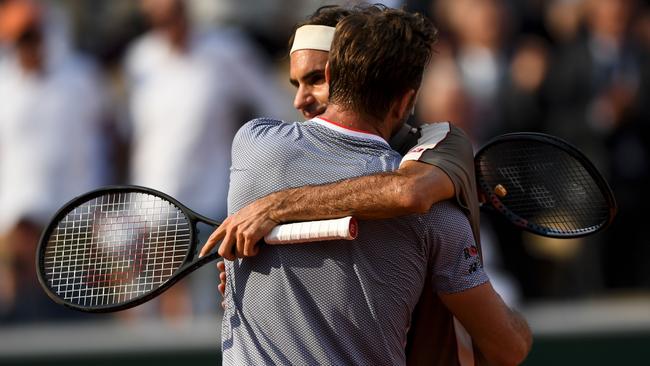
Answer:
[36,186,357,313]
[474,132,617,238]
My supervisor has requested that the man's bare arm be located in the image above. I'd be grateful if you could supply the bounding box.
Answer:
[439,282,533,366]
[274,160,453,220]
[200,160,453,260]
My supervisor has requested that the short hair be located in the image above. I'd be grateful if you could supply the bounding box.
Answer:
[287,5,353,52]
[328,5,438,121]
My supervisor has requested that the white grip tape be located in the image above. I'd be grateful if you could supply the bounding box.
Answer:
[264,216,358,244]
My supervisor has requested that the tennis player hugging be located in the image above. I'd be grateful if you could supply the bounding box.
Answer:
[205,4,532,366]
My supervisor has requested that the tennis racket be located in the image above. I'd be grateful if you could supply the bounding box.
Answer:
[36,186,357,313]
[475,132,617,238]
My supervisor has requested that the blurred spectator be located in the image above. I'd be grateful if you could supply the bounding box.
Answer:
[191,0,302,58]
[507,0,552,40]
[515,0,650,296]
[500,36,550,134]
[122,0,290,319]
[0,0,108,322]
[434,0,513,145]
[425,0,649,300]
[545,0,644,175]
[418,40,473,130]
[544,0,584,44]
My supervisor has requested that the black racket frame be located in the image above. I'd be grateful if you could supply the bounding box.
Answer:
[475,132,617,238]
[36,185,222,313]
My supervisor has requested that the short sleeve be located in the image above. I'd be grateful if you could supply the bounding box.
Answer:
[401,123,482,245]
[426,202,489,294]
[230,118,287,168]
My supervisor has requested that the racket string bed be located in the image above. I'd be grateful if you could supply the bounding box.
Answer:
[43,192,191,307]
[37,186,360,312]
[477,139,611,236]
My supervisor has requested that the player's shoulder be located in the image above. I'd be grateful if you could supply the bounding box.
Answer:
[232,118,305,167]
[421,200,473,238]
[426,200,469,220]
[419,121,451,134]
[238,117,296,135]
[416,121,474,160]
[234,118,301,148]
[400,121,473,164]
[418,121,471,146]
[444,122,472,144]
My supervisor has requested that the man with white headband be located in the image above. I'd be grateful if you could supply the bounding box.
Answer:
[210,5,483,363]
[290,24,334,54]
[210,5,480,276]
[288,8,348,120]
[205,5,531,365]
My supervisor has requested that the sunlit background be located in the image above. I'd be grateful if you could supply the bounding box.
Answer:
[0,0,649,365]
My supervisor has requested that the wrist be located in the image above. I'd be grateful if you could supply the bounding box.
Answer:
[266,190,291,223]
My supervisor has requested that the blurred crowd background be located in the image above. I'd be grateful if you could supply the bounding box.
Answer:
[0,0,648,329]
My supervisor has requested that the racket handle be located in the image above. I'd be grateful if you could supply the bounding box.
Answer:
[264,216,358,244]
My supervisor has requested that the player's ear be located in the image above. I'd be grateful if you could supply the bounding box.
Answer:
[325,61,331,85]
[394,88,416,121]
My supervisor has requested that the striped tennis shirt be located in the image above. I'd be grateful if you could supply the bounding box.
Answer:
[222,117,488,365]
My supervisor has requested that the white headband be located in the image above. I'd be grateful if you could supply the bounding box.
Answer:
[290,25,335,54]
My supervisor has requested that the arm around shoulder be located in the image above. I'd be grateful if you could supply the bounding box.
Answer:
[395,160,455,214]
[398,122,473,214]
[270,160,455,221]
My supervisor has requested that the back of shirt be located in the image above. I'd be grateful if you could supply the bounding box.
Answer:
[223,118,487,365]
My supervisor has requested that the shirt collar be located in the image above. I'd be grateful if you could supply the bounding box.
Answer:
[311,117,389,146]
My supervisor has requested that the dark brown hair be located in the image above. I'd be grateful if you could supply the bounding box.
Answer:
[328,5,438,121]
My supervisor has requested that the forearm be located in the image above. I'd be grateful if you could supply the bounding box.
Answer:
[486,307,532,366]
[483,301,532,365]
[267,162,454,222]
[509,308,533,358]
[269,172,407,222]
[440,283,533,366]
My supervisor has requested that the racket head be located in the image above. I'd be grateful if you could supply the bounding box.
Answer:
[475,132,617,238]
[36,185,199,313]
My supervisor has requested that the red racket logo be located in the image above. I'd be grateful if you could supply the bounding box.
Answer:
[348,218,358,239]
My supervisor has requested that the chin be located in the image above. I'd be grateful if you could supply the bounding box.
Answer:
[302,107,326,120]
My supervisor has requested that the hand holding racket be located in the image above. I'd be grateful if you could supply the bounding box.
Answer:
[199,189,317,261]
[36,186,357,313]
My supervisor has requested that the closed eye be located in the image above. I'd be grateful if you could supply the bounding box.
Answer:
[305,71,325,86]
[289,69,325,89]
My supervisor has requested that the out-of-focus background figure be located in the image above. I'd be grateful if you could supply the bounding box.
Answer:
[0,0,648,365]
[121,0,290,320]
[0,0,107,323]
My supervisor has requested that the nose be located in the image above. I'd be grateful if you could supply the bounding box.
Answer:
[293,86,313,111]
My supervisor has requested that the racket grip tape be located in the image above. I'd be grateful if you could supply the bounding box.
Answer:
[264,216,358,244]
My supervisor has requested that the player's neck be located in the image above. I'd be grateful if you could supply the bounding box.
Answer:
[319,105,391,140]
